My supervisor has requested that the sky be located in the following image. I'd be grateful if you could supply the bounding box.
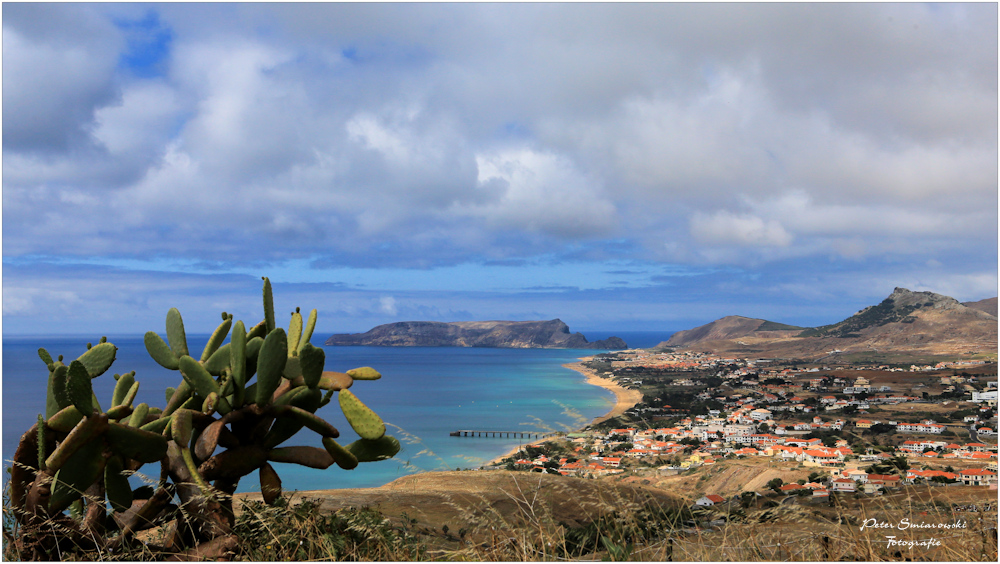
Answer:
[2,2,998,337]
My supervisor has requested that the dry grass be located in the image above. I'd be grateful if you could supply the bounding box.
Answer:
[5,467,997,561]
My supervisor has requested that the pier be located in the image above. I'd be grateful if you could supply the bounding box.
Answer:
[450,430,552,439]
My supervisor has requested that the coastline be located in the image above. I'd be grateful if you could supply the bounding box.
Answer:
[562,357,643,426]
[486,355,642,466]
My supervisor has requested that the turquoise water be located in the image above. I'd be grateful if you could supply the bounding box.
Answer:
[2,332,668,493]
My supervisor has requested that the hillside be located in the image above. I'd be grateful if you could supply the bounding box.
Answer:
[658,288,997,360]
[964,297,998,317]
[663,316,803,347]
[325,319,628,349]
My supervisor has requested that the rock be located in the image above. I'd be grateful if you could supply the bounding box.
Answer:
[325,319,628,349]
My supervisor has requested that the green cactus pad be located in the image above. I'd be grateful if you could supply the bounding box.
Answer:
[321,437,359,470]
[345,435,401,463]
[298,309,318,353]
[46,405,85,433]
[46,364,70,419]
[259,462,282,505]
[272,384,314,407]
[287,311,303,354]
[268,446,334,469]
[271,405,339,438]
[107,422,169,463]
[230,320,247,406]
[104,455,133,512]
[346,366,381,381]
[177,355,220,397]
[38,347,54,365]
[37,414,48,470]
[46,413,109,472]
[247,319,268,341]
[201,316,232,362]
[66,360,95,415]
[338,389,386,440]
[128,403,150,428]
[262,277,276,333]
[105,404,133,420]
[255,328,287,406]
[140,416,171,435]
[282,355,302,380]
[112,372,136,407]
[122,381,140,409]
[49,438,106,514]
[298,344,325,388]
[76,342,117,378]
[165,307,189,358]
[172,409,194,448]
[163,381,193,417]
[144,331,180,370]
[263,388,321,448]
[203,343,232,376]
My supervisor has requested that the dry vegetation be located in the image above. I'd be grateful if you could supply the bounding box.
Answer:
[5,467,997,561]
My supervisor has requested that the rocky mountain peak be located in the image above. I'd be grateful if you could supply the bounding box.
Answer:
[888,287,961,310]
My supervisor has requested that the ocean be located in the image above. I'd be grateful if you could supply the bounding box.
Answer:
[2,331,670,494]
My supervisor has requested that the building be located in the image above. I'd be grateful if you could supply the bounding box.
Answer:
[695,494,727,506]
[960,469,997,486]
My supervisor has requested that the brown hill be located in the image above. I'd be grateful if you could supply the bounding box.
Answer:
[659,288,997,360]
[661,316,802,348]
[964,297,998,317]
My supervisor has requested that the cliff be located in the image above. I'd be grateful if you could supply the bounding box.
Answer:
[325,319,628,349]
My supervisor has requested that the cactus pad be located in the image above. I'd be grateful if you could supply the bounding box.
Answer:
[346,366,381,381]
[165,307,189,358]
[145,331,180,370]
[259,462,282,505]
[255,328,287,406]
[338,389,385,440]
[298,344,325,388]
[345,435,401,463]
[322,437,359,470]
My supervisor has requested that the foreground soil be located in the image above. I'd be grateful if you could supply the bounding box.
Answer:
[237,470,684,534]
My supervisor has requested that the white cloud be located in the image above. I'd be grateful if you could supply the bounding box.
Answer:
[690,211,793,248]
[464,148,617,238]
[2,3,995,303]
[378,296,398,316]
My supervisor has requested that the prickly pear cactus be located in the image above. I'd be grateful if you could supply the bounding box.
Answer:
[9,277,400,560]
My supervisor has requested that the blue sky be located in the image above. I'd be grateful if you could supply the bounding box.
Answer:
[3,3,997,337]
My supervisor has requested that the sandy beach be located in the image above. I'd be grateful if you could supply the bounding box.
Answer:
[486,356,642,466]
[562,358,644,425]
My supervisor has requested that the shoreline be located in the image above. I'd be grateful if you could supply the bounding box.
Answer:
[486,355,642,466]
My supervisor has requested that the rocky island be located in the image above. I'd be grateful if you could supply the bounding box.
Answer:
[325,319,628,349]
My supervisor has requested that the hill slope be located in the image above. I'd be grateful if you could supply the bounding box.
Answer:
[659,288,997,359]
[663,316,803,347]
[325,319,628,349]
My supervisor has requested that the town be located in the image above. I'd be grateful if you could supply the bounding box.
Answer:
[497,349,998,504]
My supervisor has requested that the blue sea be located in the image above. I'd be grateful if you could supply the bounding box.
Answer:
[2,331,669,494]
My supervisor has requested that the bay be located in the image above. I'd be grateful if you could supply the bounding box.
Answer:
[2,331,670,494]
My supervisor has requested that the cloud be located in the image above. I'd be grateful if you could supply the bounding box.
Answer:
[2,4,124,153]
[690,211,793,248]
[2,3,995,335]
[378,296,398,316]
[462,147,618,238]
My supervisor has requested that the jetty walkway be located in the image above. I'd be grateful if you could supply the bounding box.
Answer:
[450,429,554,439]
